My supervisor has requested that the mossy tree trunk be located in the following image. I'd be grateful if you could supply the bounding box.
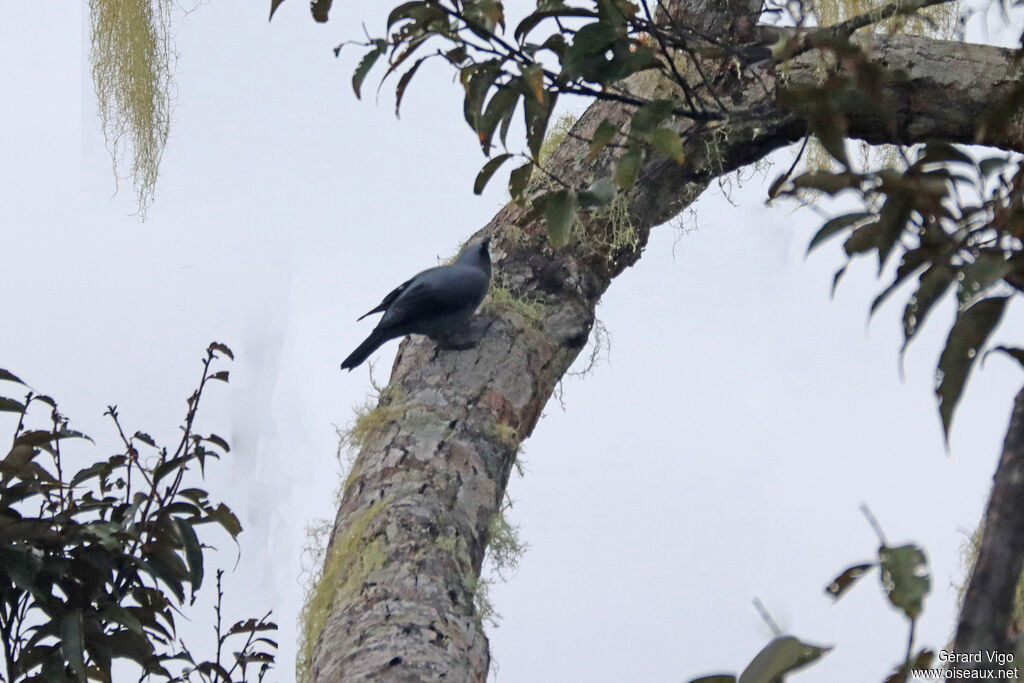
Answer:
[305,3,1024,680]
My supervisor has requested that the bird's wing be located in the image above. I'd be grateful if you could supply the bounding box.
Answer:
[379,267,487,331]
[357,276,417,321]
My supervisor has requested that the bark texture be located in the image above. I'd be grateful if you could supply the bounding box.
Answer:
[951,386,1024,674]
[306,10,1024,681]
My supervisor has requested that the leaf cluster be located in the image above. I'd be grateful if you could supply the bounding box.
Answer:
[0,343,275,682]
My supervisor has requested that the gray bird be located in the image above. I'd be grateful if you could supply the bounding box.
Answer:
[341,237,492,370]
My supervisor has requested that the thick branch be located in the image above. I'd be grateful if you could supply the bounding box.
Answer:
[952,385,1024,673]
[307,22,1024,683]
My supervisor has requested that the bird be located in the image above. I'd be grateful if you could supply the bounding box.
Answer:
[341,237,492,371]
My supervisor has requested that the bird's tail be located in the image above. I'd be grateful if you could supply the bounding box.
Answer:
[341,329,388,371]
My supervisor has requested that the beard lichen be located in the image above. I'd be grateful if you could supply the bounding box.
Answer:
[88,0,176,220]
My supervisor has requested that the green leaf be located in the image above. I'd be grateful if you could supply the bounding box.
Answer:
[901,265,955,356]
[478,82,521,152]
[869,249,929,319]
[352,41,387,99]
[588,119,618,161]
[562,22,617,79]
[199,503,243,538]
[739,636,832,683]
[203,433,230,453]
[807,212,872,254]
[176,519,204,593]
[0,369,25,385]
[522,63,545,103]
[979,155,1012,179]
[629,99,673,137]
[919,143,973,167]
[843,221,879,256]
[395,58,426,118]
[462,60,503,129]
[509,163,533,201]
[614,147,644,190]
[537,189,577,247]
[269,0,286,20]
[61,611,88,680]
[825,562,874,600]
[523,87,555,159]
[645,127,684,163]
[474,154,512,195]
[879,544,930,618]
[936,296,1009,438]
[958,249,1014,305]
[0,397,25,413]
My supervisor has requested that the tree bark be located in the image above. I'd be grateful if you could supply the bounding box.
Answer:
[305,11,1024,682]
[951,386,1024,674]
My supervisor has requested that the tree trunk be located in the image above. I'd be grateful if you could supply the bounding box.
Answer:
[951,385,1024,675]
[304,6,1024,680]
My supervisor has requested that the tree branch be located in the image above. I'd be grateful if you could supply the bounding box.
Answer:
[951,385,1024,675]
[307,17,1024,683]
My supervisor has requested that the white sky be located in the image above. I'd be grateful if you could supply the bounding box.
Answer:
[1,1,1023,681]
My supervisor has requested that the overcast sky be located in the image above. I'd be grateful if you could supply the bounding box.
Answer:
[2,1,1023,681]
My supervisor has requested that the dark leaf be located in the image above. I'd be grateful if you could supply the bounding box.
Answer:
[536,189,577,247]
[352,41,387,99]
[791,170,859,196]
[199,503,243,538]
[588,119,618,161]
[175,519,204,594]
[210,370,230,383]
[984,346,1024,369]
[477,82,521,152]
[61,611,87,680]
[311,0,332,22]
[0,397,25,413]
[204,433,230,453]
[614,147,643,190]
[958,249,1013,305]
[807,212,872,254]
[879,544,930,618]
[869,249,929,319]
[979,155,1012,179]
[133,431,156,448]
[208,342,234,361]
[629,99,673,137]
[0,369,25,385]
[269,0,286,20]
[523,87,555,159]
[514,7,596,41]
[843,221,879,256]
[562,22,617,79]
[462,60,503,130]
[687,677,736,683]
[825,562,874,599]
[508,163,533,201]
[395,58,426,118]
[936,296,1009,438]
[919,143,973,167]
[474,154,512,195]
[901,265,955,356]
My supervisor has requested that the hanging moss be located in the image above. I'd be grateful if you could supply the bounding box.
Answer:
[88,0,175,219]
